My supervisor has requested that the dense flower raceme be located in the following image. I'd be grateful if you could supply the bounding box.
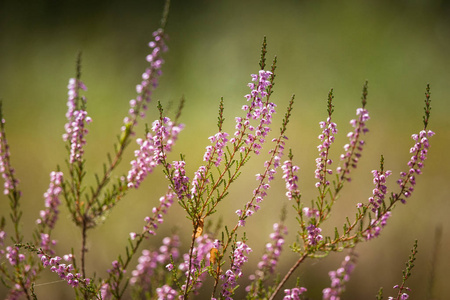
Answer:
[315,117,338,188]
[0,118,19,195]
[130,191,175,238]
[122,29,168,132]
[246,222,288,294]
[322,254,357,300]
[231,70,275,154]
[62,78,92,164]
[40,253,90,288]
[220,241,253,300]
[358,169,392,241]
[169,160,190,200]
[36,171,64,230]
[127,117,184,189]
[130,235,180,290]
[337,107,369,180]
[281,159,300,201]
[395,129,435,203]
[203,132,229,167]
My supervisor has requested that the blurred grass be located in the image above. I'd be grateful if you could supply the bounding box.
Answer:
[0,0,449,298]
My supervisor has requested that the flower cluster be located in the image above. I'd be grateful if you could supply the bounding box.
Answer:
[5,246,25,266]
[364,211,391,241]
[281,159,300,201]
[127,117,183,189]
[247,222,288,293]
[322,254,357,299]
[232,70,274,154]
[396,129,435,203]
[40,254,89,288]
[306,223,323,246]
[203,131,229,166]
[122,29,168,132]
[63,78,92,164]
[130,235,180,289]
[36,171,64,230]
[190,166,207,197]
[283,287,307,299]
[220,241,252,300]
[134,191,175,237]
[169,160,190,199]
[315,117,338,188]
[367,169,392,213]
[156,284,178,299]
[337,107,369,180]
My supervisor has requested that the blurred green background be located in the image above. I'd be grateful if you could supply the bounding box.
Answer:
[1,0,449,298]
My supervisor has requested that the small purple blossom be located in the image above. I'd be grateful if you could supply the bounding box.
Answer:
[283,287,307,299]
[337,107,369,180]
[156,284,178,299]
[232,70,275,154]
[142,191,175,236]
[203,131,229,166]
[247,223,288,294]
[281,159,300,201]
[395,130,434,204]
[122,29,168,132]
[36,171,64,230]
[40,254,89,288]
[127,118,183,189]
[322,253,357,299]
[220,241,252,300]
[306,223,323,246]
[315,117,337,188]
[169,160,190,199]
[130,235,180,289]
[368,169,392,213]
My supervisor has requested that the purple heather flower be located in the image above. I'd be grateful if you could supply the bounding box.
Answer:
[281,159,300,201]
[191,165,208,197]
[122,29,168,132]
[142,191,175,236]
[315,117,337,188]
[169,160,190,199]
[395,130,434,204]
[40,254,88,288]
[306,224,323,246]
[127,118,183,189]
[368,169,392,213]
[231,70,275,154]
[322,253,357,299]
[63,78,91,164]
[130,235,180,289]
[5,246,25,266]
[36,171,64,230]
[303,207,320,218]
[156,284,178,299]
[246,223,287,294]
[220,241,252,300]
[203,131,229,166]
[283,287,307,299]
[336,107,369,180]
[364,211,391,240]
[0,230,5,246]
[0,119,19,195]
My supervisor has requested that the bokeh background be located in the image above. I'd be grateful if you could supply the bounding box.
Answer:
[1,0,449,298]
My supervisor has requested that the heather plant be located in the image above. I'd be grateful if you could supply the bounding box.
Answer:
[0,2,435,300]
